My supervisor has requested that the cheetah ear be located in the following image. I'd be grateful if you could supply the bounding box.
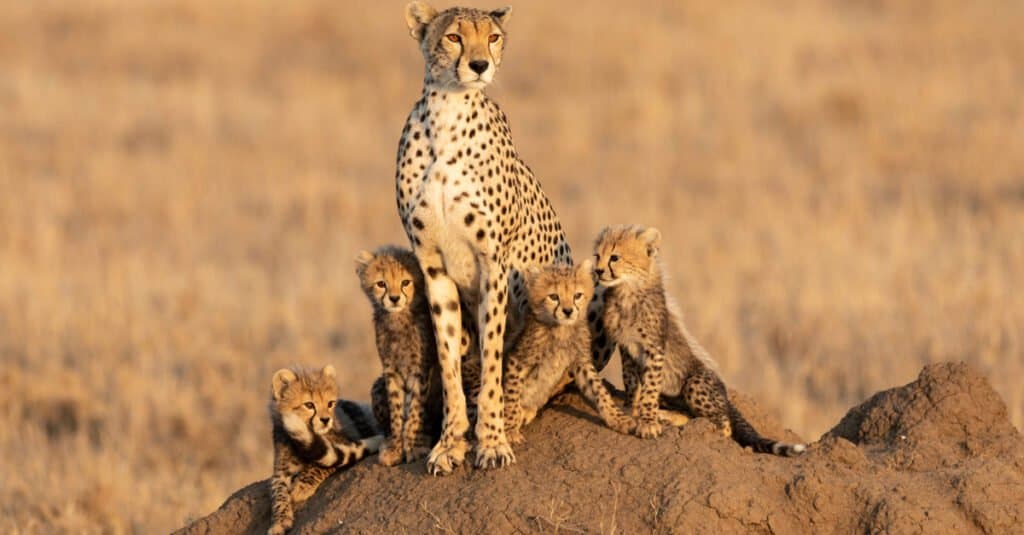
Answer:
[321,364,336,379]
[576,258,594,276]
[354,250,374,274]
[272,368,298,401]
[404,1,438,41]
[523,265,542,283]
[640,227,662,256]
[490,6,512,26]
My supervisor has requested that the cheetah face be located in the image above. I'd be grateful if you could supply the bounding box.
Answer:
[524,260,595,326]
[355,248,422,313]
[404,2,511,90]
[592,226,662,288]
[272,366,339,441]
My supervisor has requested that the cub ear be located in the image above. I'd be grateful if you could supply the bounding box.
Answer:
[576,258,594,275]
[321,364,336,379]
[523,265,542,283]
[639,227,662,256]
[404,1,438,40]
[490,6,512,26]
[354,250,374,274]
[272,369,298,401]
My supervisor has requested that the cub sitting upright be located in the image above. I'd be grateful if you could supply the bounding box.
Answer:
[356,246,443,466]
[502,260,635,445]
[268,365,383,535]
[593,225,805,456]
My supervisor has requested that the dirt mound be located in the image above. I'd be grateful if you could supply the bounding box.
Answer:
[178,363,1024,534]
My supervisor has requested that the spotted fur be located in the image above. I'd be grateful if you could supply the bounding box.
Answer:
[395,2,613,474]
[502,261,635,445]
[267,366,384,535]
[593,225,806,456]
[356,246,442,466]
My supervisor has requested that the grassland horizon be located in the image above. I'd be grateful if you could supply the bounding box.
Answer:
[1,1,1022,532]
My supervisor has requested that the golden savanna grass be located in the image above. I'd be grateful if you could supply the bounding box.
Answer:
[1,0,1022,532]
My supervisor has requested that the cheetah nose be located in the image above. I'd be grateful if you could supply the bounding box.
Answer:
[389,295,401,304]
[320,416,330,425]
[594,268,605,277]
[469,60,489,74]
[562,307,573,317]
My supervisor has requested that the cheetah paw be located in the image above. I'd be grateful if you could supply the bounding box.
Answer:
[268,521,291,535]
[378,442,404,467]
[609,416,637,435]
[426,438,468,476]
[659,409,690,428]
[474,440,516,469]
[636,418,663,439]
[403,444,432,464]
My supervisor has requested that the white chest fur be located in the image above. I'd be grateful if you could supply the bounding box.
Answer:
[405,90,499,294]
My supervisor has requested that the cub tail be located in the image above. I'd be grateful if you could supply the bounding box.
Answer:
[728,404,806,457]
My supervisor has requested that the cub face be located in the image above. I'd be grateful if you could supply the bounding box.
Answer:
[592,225,662,288]
[272,365,339,441]
[404,2,512,90]
[524,261,595,326]
[355,247,423,313]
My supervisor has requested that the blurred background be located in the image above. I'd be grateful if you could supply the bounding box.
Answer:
[1,0,1022,531]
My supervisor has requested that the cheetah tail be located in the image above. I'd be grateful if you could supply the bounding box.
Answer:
[727,404,806,457]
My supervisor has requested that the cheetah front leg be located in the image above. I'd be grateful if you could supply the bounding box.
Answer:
[378,372,406,467]
[621,351,642,411]
[634,346,667,439]
[268,447,298,535]
[473,259,515,469]
[417,251,470,476]
[502,361,529,445]
[572,359,636,436]
[401,374,432,463]
[289,464,334,504]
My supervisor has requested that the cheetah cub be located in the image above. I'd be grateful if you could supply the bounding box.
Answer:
[356,246,443,466]
[502,260,635,445]
[593,225,805,456]
[269,365,384,535]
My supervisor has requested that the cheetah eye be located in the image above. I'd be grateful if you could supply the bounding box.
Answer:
[574,292,583,300]
[488,34,500,43]
[446,34,461,43]
[375,281,386,289]
[327,400,335,409]
[303,402,315,410]
[401,279,412,287]
[609,254,620,262]
[547,293,559,301]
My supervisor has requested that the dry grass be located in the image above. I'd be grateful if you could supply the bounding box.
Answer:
[1,0,1022,532]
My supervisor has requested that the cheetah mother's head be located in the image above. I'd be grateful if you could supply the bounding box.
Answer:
[404,2,511,90]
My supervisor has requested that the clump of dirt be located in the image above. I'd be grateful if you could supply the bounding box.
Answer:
[178,362,1023,534]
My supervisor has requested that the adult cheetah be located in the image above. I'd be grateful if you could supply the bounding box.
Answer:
[395,3,609,474]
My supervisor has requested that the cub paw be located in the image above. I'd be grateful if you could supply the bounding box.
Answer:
[378,441,404,467]
[659,409,690,428]
[608,415,637,435]
[474,439,516,469]
[636,418,663,439]
[289,482,316,504]
[268,520,291,535]
[426,437,468,476]
[403,443,432,464]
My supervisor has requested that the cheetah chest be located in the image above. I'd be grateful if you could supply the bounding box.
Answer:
[401,93,508,296]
